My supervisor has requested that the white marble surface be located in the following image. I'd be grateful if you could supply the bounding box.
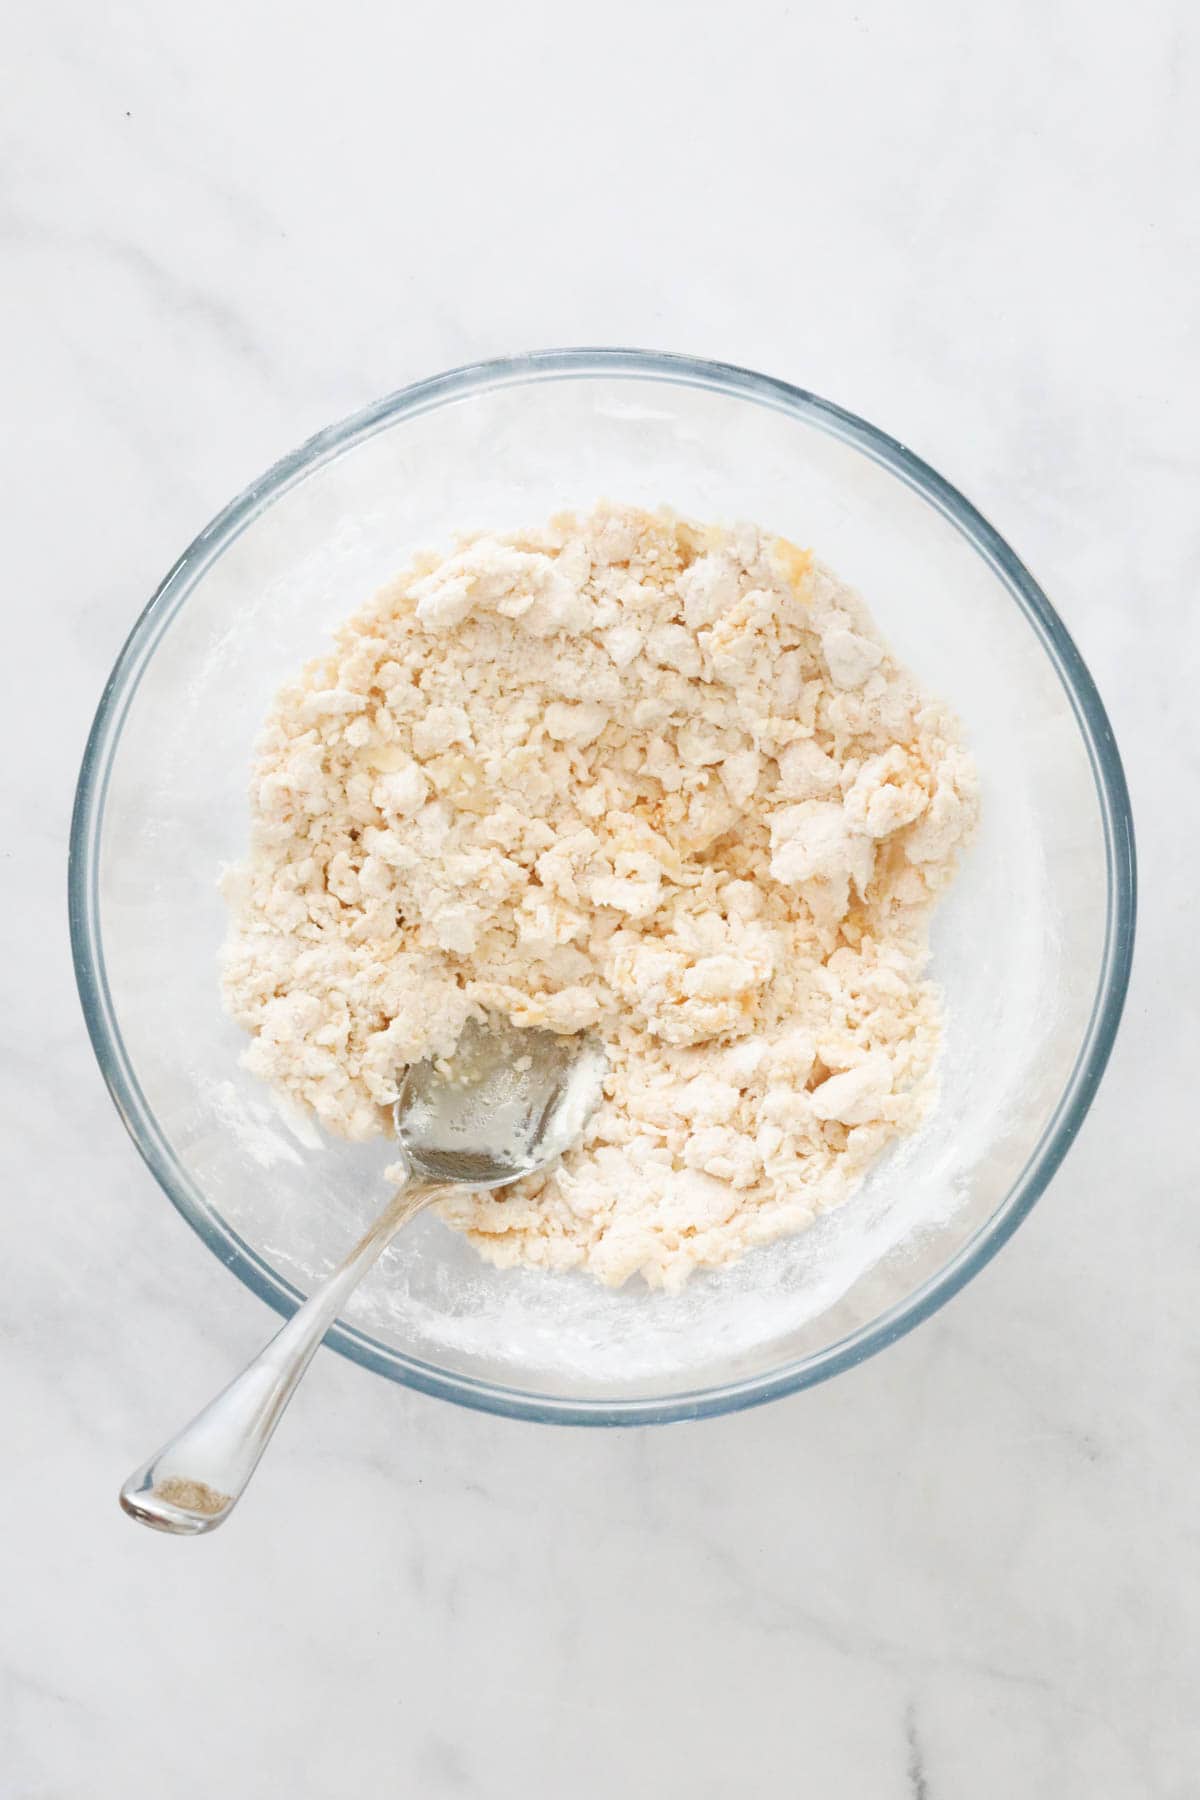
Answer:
[4,2,1197,1793]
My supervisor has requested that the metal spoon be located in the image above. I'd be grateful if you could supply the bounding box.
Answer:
[119,1018,606,1535]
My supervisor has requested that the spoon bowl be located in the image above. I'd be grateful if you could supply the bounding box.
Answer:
[396,1017,607,1188]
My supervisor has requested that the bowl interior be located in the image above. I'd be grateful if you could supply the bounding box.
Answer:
[77,358,1128,1418]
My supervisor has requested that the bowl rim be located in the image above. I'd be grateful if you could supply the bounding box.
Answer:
[68,347,1137,1425]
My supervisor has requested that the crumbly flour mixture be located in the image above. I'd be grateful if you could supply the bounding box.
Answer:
[222,507,977,1290]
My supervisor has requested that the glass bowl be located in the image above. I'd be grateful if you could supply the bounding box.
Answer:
[69,350,1135,1424]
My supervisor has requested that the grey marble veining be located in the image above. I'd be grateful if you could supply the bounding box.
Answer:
[3,1,1198,1794]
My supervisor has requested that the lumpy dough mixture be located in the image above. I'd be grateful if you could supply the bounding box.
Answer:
[222,507,978,1290]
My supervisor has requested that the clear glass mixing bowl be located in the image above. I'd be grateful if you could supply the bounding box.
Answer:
[69,350,1135,1424]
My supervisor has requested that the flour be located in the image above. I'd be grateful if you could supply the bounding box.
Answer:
[221,507,977,1290]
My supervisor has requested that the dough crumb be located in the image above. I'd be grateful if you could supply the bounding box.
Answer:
[222,506,977,1290]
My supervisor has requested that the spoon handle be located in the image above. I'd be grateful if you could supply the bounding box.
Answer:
[119,1174,445,1535]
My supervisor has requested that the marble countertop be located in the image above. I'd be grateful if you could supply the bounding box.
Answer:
[5,2,1197,1794]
